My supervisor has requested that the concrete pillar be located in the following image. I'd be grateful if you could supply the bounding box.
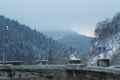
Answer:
[68,59,81,64]
[35,60,48,65]
[97,58,109,67]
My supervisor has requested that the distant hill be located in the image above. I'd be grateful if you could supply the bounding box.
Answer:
[0,16,67,64]
[42,30,93,56]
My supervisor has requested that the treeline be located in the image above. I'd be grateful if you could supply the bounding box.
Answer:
[0,16,68,64]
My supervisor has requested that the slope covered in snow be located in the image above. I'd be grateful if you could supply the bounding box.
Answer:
[88,32,120,65]
[87,12,120,66]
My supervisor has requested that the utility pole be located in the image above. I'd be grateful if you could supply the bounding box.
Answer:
[48,49,52,64]
[3,26,8,65]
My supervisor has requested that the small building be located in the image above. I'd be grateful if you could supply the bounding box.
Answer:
[97,58,109,67]
[36,60,48,65]
[68,59,81,64]
[68,53,81,64]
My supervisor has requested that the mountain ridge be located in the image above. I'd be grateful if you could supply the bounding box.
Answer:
[42,30,93,56]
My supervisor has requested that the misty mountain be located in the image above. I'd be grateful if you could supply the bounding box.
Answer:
[42,30,93,56]
[0,16,68,64]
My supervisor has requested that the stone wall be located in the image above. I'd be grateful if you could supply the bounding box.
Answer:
[1,69,120,80]
[66,70,120,80]
[0,69,67,80]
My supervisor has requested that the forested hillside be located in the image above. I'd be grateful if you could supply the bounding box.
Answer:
[0,16,67,64]
[86,12,120,66]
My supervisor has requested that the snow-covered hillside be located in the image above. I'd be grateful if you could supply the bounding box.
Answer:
[88,32,120,65]
[87,12,120,66]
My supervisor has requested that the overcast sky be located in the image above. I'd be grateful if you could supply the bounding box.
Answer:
[0,0,120,37]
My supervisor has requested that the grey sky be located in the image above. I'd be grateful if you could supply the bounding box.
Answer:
[0,0,120,36]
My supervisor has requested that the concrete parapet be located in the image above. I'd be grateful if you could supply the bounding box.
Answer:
[68,59,81,64]
[97,58,109,67]
[35,60,48,65]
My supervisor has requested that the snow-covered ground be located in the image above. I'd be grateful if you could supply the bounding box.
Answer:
[88,32,120,65]
[69,54,80,60]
